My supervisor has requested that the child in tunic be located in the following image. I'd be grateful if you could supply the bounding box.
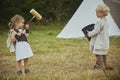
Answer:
[87,4,110,70]
[9,15,33,75]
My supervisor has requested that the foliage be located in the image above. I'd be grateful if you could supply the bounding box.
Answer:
[0,0,83,24]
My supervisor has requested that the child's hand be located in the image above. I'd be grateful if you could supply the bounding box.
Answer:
[17,32,22,36]
[86,30,89,37]
[86,30,89,33]
[25,24,29,30]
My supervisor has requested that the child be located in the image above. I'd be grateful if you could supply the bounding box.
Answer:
[9,15,33,75]
[87,4,110,70]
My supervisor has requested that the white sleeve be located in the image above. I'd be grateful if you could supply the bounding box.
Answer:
[22,29,26,34]
[88,21,103,37]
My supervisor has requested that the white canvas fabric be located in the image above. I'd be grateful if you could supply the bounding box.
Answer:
[57,0,120,38]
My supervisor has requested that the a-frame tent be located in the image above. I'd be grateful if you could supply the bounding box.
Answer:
[57,0,120,38]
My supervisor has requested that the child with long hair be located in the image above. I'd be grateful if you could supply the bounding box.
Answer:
[8,14,33,76]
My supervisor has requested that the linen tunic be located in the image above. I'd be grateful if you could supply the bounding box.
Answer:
[88,18,109,55]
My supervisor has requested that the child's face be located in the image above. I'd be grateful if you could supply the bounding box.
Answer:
[16,19,25,28]
[96,11,105,18]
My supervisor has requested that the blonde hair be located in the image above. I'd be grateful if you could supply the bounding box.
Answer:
[8,14,24,29]
[96,4,110,16]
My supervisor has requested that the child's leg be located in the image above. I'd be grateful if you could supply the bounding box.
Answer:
[24,58,30,73]
[16,60,22,71]
[16,60,22,76]
[103,55,114,70]
[24,58,28,69]
[94,54,102,69]
[103,55,107,67]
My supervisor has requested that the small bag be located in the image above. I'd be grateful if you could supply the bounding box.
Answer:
[82,24,95,41]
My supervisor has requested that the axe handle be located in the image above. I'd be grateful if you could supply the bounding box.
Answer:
[27,16,35,24]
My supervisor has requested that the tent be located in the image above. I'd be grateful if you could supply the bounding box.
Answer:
[105,0,120,28]
[57,0,120,38]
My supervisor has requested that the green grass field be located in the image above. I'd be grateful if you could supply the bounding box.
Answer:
[0,22,120,80]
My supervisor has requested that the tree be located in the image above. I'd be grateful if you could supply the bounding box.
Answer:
[0,0,83,24]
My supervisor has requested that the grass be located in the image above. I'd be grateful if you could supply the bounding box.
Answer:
[0,22,120,80]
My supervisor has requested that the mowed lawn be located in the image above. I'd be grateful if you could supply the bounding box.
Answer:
[0,23,120,80]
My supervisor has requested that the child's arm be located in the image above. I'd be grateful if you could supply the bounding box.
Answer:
[11,31,16,43]
[87,22,103,37]
[11,30,22,42]
[25,24,30,37]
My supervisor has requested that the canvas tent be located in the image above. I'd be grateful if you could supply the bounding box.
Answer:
[57,0,120,38]
[105,0,120,28]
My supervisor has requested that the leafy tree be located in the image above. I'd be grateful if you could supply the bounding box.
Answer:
[0,0,83,25]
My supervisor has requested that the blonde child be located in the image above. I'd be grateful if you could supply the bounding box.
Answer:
[87,4,110,70]
[9,15,33,75]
